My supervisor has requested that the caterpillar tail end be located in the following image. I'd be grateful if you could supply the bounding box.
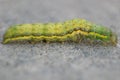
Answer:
[2,39,8,44]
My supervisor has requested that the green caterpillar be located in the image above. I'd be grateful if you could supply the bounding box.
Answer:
[2,18,117,46]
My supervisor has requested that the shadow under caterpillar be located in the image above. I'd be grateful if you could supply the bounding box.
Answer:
[2,18,117,46]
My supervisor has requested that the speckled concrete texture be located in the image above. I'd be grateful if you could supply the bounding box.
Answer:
[0,0,120,80]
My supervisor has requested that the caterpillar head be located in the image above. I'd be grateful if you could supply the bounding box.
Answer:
[110,32,117,46]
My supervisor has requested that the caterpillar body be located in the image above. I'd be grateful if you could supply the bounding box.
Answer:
[3,18,117,46]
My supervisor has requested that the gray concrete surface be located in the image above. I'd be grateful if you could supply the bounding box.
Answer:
[0,0,120,80]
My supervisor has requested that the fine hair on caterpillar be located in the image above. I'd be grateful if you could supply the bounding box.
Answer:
[2,18,118,46]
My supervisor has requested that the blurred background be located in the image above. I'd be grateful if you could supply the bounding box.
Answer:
[0,0,120,80]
